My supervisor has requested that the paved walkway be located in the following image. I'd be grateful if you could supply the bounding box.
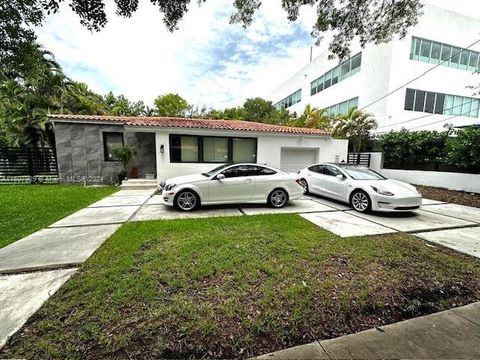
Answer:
[0,188,155,347]
[257,301,480,359]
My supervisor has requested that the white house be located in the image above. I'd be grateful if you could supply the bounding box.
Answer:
[268,4,480,132]
[50,114,348,183]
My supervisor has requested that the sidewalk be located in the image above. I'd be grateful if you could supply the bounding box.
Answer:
[258,301,480,359]
[0,188,155,347]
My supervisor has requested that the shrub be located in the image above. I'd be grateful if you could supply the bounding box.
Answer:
[446,128,480,168]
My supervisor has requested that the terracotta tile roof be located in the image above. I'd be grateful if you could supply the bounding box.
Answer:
[48,114,330,136]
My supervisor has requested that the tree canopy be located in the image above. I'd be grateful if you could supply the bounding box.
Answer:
[1,0,422,67]
[154,93,191,117]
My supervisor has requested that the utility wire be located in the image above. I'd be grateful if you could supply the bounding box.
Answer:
[359,37,480,111]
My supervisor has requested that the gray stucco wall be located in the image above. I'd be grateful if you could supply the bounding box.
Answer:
[55,122,124,184]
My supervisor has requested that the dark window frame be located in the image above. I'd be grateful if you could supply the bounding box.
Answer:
[103,132,124,162]
[169,134,258,164]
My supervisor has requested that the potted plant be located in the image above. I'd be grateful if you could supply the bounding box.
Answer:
[111,145,135,185]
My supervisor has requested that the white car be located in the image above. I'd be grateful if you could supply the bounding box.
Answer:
[160,163,304,211]
[298,163,422,213]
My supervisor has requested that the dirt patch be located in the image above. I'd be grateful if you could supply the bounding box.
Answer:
[417,185,480,208]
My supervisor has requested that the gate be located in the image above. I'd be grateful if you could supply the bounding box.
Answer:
[347,153,371,167]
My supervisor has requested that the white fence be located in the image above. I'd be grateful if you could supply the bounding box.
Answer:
[365,152,480,193]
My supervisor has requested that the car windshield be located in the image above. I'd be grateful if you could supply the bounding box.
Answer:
[201,163,232,177]
[341,166,386,180]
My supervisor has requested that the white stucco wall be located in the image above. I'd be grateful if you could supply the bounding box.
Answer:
[153,128,348,181]
[366,152,480,193]
[268,4,480,132]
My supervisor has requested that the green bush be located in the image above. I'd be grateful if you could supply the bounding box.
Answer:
[375,128,480,172]
[377,130,448,166]
[445,128,480,168]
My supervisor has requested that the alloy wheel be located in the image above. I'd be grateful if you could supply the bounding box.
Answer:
[177,191,197,211]
[271,190,287,207]
[351,192,369,212]
[299,179,309,193]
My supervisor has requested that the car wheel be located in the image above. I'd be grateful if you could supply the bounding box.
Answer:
[350,190,371,213]
[299,178,309,194]
[268,188,289,208]
[175,190,199,211]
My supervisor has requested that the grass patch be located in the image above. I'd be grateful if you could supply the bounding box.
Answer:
[2,214,480,358]
[0,184,117,248]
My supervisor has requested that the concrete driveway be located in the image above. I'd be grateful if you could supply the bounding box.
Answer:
[134,194,480,259]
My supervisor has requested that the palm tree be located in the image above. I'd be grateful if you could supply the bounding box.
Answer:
[293,104,331,129]
[332,107,377,152]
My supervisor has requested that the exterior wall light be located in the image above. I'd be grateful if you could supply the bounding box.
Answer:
[160,145,164,153]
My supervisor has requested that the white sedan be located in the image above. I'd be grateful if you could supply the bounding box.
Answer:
[160,163,304,211]
[298,163,422,213]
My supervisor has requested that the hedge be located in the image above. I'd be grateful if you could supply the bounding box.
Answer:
[375,128,480,173]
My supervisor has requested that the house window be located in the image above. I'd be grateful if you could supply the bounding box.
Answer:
[233,138,256,163]
[274,89,302,110]
[170,135,257,163]
[103,132,124,161]
[203,137,229,163]
[170,135,199,163]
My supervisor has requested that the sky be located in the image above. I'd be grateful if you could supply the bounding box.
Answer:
[36,0,480,110]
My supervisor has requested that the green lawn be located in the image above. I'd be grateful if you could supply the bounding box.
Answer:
[0,185,117,248]
[2,214,480,359]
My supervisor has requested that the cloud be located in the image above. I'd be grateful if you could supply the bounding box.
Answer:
[35,0,317,109]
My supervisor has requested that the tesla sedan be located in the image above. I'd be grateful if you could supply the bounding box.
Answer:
[160,163,304,211]
[298,163,422,213]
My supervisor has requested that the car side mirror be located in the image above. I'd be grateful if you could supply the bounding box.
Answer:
[336,174,345,180]
[215,173,225,180]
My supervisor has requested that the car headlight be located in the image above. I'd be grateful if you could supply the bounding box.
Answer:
[371,186,394,196]
[165,183,177,191]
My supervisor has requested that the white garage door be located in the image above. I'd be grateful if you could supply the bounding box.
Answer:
[280,148,317,172]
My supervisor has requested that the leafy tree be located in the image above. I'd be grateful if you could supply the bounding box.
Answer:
[103,92,146,116]
[154,93,190,117]
[1,1,422,62]
[332,107,377,152]
[242,97,276,123]
[0,43,108,147]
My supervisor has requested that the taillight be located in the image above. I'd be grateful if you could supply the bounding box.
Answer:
[295,179,302,186]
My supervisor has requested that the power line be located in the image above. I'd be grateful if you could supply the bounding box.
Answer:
[377,98,477,129]
[359,37,480,112]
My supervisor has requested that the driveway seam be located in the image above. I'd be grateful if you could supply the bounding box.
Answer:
[408,223,480,235]
[125,192,156,223]
[451,309,480,328]
[316,340,332,359]
[420,207,480,224]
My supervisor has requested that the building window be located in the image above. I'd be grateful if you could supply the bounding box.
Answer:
[169,135,257,163]
[310,52,362,97]
[274,89,302,110]
[404,88,480,118]
[326,97,359,116]
[410,36,480,72]
[170,135,199,162]
[103,132,124,161]
[203,137,228,163]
